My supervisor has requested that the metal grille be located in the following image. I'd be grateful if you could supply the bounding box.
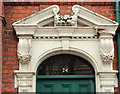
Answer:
[37,54,94,75]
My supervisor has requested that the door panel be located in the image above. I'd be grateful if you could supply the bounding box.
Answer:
[37,80,56,92]
[78,80,94,92]
[37,79,95,93]
[42,84,54,92]
[60,84,71,92]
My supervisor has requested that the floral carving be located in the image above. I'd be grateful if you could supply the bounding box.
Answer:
[54,15,77,26]
[18,50,31,65]
[99,35,114,64]
[100,49,114,63]
[17,38,31,65]
[53,7,78,26]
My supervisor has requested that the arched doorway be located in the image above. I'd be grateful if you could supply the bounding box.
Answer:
[36,54,95,93]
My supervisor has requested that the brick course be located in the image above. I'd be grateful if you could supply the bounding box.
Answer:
[2,1,119,93]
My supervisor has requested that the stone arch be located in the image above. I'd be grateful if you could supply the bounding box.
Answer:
[35,47,97,92]
[35,47,99,74]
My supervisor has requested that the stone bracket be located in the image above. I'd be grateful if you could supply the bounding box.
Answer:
[99,33,114,64]
[18,36,32,65]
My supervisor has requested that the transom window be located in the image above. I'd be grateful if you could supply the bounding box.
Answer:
[37,54,94,75]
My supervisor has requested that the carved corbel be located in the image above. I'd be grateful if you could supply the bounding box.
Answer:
[17,36,32,65]
[99,30,114,64]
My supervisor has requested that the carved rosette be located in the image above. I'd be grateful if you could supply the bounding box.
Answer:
[17,38,32,65]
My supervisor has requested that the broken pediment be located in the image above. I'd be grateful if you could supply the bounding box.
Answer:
[13,5,118,36]
[13,5,118,27]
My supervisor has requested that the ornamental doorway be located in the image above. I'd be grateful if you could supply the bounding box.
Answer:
[36,54,95,93]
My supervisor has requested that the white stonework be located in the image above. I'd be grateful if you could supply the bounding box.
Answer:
[14,71,35,92]
[99,72,118,92]
[17,36,32,65]
[13,5,118,92]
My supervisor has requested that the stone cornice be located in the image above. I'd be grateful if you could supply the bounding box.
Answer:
[12,5,118,37]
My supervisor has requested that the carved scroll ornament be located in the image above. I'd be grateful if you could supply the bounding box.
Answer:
[53,7,78,26]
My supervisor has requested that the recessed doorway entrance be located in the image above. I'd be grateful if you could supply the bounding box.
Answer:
[36,54,95,93]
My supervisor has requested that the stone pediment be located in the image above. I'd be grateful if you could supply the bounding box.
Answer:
[13,5,117,26]
[13,5,117,27]
[13,5,118,36]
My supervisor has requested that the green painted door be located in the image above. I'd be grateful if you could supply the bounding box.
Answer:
[37,78,95,93]
[36,54,95,93]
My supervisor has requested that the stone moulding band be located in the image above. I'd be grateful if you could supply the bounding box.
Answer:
[33,36,98,40]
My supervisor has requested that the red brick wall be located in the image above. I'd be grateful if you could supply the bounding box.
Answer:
[2,1,118,92]
[0,0,5,93]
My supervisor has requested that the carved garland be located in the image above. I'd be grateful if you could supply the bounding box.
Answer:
[18,50,31,65]
[100,48,114,63]
[99,29,114,64]
[17,38,32,65]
